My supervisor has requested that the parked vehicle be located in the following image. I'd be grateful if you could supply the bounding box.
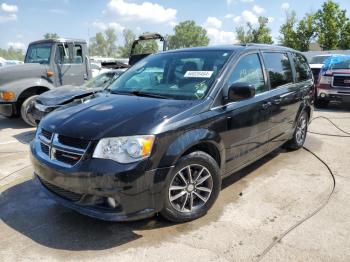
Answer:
[315,55,350,108]
[0,38,92,124]
[0,34,166,125]
[30,44,314,223]
[26,69,126,126]
[309,54,341,83]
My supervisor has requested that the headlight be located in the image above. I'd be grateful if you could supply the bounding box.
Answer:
[319,76,332,85]
[93,135,155,163]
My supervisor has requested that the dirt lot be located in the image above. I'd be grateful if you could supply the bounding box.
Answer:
[1,105,350,262]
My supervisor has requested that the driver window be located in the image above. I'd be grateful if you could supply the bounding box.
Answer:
[228,53,266,94]
[55,44,70,64]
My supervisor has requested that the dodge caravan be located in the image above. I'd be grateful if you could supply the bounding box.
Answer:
[30,44,314,222]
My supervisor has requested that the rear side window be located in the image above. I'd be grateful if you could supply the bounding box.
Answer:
[293,53,312,82]
[228,53,266,94]
[55,44,70,64]
[263,52,293,89]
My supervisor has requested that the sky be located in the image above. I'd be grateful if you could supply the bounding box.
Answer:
[0,0,350,51]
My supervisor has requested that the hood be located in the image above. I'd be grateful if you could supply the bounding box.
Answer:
[36,85,102,106]
[0,63,48,86]
[40,93,199,140]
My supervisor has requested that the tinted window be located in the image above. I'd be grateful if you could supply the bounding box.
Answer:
[293,53,312,82]
[263,52,293,89]
[73,45,83,64]
[229,53,266,94]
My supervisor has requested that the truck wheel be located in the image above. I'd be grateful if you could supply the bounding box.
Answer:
[21,95,38,127]
[161,151,221,223]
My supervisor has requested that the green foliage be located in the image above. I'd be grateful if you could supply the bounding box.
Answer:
[89,29,118,57]
[0,47,24,61]
[339,21,350,50]
[118,29,136,58]
[167,20,209,49]
[279,12,316,51]
[43,33,59,39]
[315,0,348,50]
[236,16,273,44]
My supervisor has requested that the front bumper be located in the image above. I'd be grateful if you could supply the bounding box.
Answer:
[317,87,350,102]
[30,141,173,221]
[29,103,57,123]
[0,102,16,117]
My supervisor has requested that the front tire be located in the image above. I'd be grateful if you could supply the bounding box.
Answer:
[20,95,38,127]
[285,111,308,150]
[161,151,221,223]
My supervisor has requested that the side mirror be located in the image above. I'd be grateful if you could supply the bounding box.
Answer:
[225,82,256,103]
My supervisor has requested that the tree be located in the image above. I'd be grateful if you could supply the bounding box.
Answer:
[279,11,298,49]
[296,13,316,51]
[235,16,273,44]
[119,29,136,58]
[0,47,24,60]
[43,33,59,39]
[89,29,118,57]
[315,0,348,50]
[168,20,209,49]
[339,21,350,50]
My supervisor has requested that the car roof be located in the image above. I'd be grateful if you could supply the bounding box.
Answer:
[29,38,87,45]
[162,44,295,54]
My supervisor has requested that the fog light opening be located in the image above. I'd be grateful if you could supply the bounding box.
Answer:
[320,93,326,98]
[107,197,117,208]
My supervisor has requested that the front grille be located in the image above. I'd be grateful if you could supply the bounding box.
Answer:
[311,68,321,83]
[41,129,53,140]
[54,150,82,166]
[39,177,83,202]
[333,75,350,87]
[38,129,89,167]
[58,135,90,150]
[40,143,50,156]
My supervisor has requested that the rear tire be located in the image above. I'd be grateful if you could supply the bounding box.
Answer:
[21,95,38,127]
[161,151,221,223]
[285,111,308,150]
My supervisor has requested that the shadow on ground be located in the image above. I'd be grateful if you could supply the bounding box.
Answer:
[0,116,31,130]
[0,150,279,251]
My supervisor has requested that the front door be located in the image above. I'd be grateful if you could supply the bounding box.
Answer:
[219,52,271,174]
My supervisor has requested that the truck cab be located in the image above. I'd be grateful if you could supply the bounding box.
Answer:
[0,38,91,125]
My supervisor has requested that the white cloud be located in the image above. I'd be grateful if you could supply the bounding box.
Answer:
[268,17,275,23]
[252,5,265,14]
[106,0,177,24]
[281,3,290,11]
[49,9,68,15]
[225,14,235,19]
[7,41,25,50]
[0,13,17,23]
[206,28,236,45]
[92,21,125,32]
[1,3,18,13]
[234,10,259,25]
[203,17,222,29]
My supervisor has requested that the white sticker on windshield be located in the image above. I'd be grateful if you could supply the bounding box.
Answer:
[184,71,214,78]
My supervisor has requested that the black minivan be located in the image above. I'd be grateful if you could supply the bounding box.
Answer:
[30,44,314,223]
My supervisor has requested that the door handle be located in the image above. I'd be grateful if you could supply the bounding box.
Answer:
[273,97,282,105]
[261,101,272,110]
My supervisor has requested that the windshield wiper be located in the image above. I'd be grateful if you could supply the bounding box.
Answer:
[131,91,169,99]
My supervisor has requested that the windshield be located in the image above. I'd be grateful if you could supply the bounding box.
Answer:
[109,50,233,100]
[310,55,331,64]
[25,43,52,64]
[84,71,123,89]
